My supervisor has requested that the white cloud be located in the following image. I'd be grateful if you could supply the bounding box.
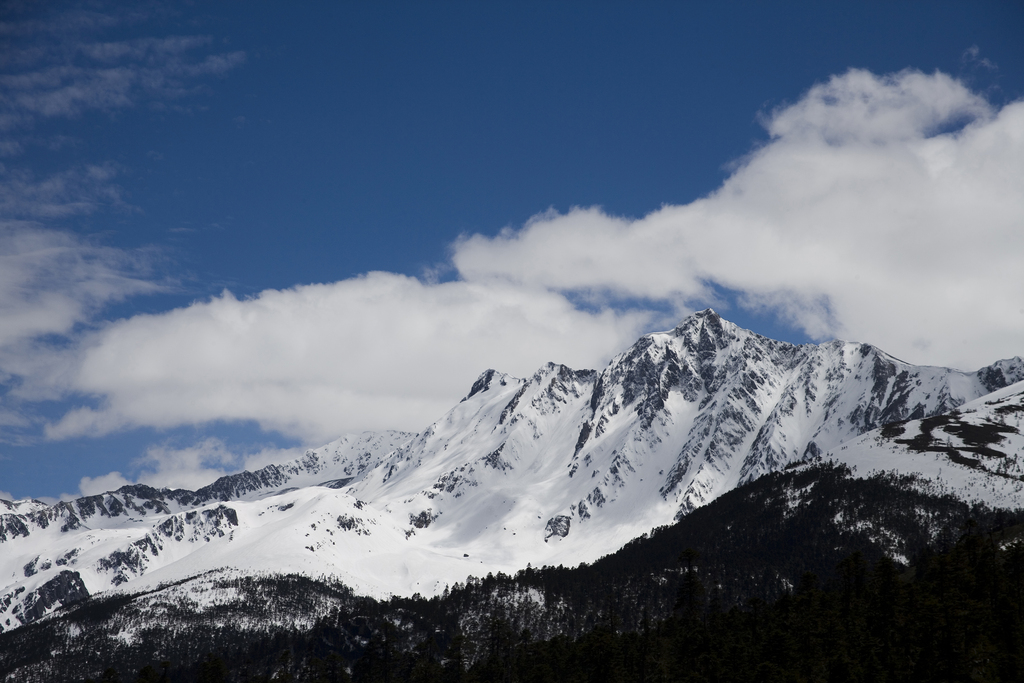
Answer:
[763,69,990,143]
[0,222,160,359]
[73,438,308,497]
[0,222,164,446]
[46,274,650,443]
[78,471,131,497]
[133,439,242,490]
[4,67,1021,497]
[454,69,1024,371]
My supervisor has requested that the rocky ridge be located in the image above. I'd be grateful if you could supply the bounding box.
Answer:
[1,310,1021,631]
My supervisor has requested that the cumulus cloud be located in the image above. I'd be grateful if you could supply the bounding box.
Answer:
[77,438,304,496]
[454,69,1024,371]
[78,470,131,497]
[5,67,1022,493]
[46,275,650,442]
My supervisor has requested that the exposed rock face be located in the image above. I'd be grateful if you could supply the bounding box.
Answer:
[560,309,1023,515]
[15,571,89,626]
[544,515,571,540]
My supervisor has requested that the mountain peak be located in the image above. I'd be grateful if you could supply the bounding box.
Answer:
[695,307,719,320]
[462,368,510,402]
[674,307,718,328]
[673,308,725,333]
[670,308,738,353]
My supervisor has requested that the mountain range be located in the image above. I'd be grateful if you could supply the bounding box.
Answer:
[2,309,1022,634]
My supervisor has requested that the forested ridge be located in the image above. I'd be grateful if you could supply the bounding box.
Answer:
[71,526,1024,683]
[2,464,1022,682]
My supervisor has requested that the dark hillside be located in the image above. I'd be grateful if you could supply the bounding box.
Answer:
[1,463,1018,682]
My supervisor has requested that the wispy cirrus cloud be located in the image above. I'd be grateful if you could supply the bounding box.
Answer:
[0,3,245,443]
[0,222,162,391]
[0,8,245,131]
[962,45,997,71]
[0,40,245,126]
[0,163,126,218]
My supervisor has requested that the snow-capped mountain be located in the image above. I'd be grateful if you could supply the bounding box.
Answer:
[2,310,1022,631]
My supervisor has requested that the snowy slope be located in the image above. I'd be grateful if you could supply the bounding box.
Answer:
[825,380,1024,509]
[2,310,1022,631]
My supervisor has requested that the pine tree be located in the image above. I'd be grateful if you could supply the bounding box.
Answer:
[441,634,470,683]
[273,650,295,683]
[197,653,229,683]
[134,664,160,683]
[674,548,705,622]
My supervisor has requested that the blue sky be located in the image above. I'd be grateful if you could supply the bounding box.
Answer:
[2,1,1023,500]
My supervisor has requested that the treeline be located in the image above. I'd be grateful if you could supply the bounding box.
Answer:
[429,463,1014,636]
[4,464,1021,682]
[89,525,1024,683]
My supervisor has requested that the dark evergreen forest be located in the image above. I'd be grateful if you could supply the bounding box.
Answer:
[2,464,1021,683]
